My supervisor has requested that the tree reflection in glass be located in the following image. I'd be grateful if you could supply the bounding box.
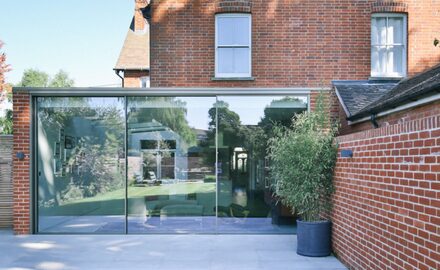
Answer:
[215,96,307,233]
[37,97,125,233]
[127,96,216,233]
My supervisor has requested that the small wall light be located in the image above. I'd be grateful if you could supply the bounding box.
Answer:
[16,152,26,160]
[341,149,353,158]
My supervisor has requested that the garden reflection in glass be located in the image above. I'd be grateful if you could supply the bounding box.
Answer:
[127,97,216,233]
[36,95,307,233]
[36,97,125,233]
[216,96,307,233]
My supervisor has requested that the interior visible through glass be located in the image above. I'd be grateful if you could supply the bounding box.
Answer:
[216,96,307,233]
[36,95,307,234]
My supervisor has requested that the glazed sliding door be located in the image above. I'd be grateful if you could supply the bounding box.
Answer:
[35,94,307,234]
[126,97,217,233]
[36,97,126,233]
[216,96,308,233]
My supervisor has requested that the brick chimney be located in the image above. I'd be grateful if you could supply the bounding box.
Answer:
[134,0,149,31]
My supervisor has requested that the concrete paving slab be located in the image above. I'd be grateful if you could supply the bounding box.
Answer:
[0,230,347,270]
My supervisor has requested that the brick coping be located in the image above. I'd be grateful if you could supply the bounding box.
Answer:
[337,115,440,143]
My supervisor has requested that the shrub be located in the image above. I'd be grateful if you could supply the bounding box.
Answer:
[268,95,338,222]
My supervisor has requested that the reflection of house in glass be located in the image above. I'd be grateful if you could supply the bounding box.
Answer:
[128,120,179,185]
[32,95,307,234]
[128,120,213,185]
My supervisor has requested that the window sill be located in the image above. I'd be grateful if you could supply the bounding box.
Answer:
[369,76,405,82]
[211,77,255,81]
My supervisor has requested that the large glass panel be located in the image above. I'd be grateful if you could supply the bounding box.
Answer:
[35,94,310,234]
[37,97,125,233]
[216,96,307,233]
[127,97,216,233]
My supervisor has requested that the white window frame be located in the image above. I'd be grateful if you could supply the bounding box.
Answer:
[371,13,407,78]
[140,76,150,88]
[215,13,252,78]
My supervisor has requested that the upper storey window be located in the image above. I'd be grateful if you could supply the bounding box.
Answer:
[371,14,407,78]
[140,76,150,88]
[215,14,252,78]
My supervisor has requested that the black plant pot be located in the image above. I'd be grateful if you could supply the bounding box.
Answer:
[296,219,332,257]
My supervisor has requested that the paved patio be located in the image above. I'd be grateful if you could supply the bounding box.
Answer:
[0,230,347,270]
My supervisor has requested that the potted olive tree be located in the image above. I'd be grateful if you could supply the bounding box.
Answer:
[268,96,338,257]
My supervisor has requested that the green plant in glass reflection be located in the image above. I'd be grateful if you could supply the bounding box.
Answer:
[38,98,124,207]
[268,95,338,222]
[206,98,307,165]
[203,98,308,217]
[242,98,306,165]
[65,130,124,200]
[129,97,197,146]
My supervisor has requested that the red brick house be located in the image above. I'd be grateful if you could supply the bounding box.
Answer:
[12,0,440,269]
[114,0,150,88]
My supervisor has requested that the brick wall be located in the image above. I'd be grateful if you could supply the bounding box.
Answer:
[12,91,31,234]
[149,0,440,88]
[338,99,440,135]
[124,70,149,88]
[332,103,440,270]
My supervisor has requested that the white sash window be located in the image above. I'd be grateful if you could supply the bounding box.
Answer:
[371,14,407,78]
[215,14,252,78]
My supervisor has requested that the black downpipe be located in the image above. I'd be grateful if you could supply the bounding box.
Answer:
[115,70,124,87]
[370,114,379,128]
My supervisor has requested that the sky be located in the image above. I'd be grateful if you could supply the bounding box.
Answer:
[0,0,133,87]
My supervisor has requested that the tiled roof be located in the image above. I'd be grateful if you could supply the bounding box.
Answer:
[114,19,150,71]
[349,64,440,120]
[334,81,397,117]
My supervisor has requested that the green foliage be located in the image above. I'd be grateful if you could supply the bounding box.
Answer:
[129,97,197,146]
[204,100,246,166]
[49,70,74,87]
[208,100,242,147]
[17,69,49,87]
[67,136,123,199]
[0,109,13,134]
[2,69,74,134]
[204,98,308,168]
[268,94,338,222]
[17,69,74,87]
[0,40,12,134]
[259,97,306,133]
[0,90,12,134]
[204,175,216,183]
[37,98,124,204]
